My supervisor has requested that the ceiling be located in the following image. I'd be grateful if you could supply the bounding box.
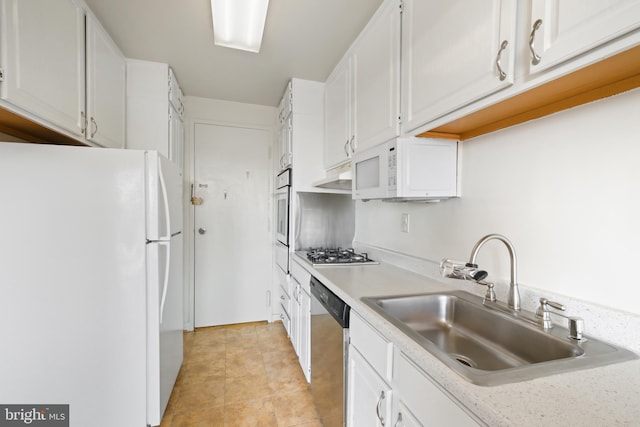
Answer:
[84,0,384,107]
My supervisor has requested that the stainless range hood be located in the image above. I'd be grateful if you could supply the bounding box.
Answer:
[312,163,352,191]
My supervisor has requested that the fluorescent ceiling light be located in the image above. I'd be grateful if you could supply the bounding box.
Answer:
[211,0,269,53]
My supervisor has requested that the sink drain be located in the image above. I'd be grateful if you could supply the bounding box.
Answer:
[452,354,477,368]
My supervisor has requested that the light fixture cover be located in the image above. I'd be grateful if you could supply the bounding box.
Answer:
[211,0,269,53]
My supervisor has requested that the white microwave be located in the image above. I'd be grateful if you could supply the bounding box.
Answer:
[352,137,458,201]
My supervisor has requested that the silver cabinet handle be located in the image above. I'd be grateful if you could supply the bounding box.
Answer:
[529,19,543,65]
[393,412,402,427]
[495,40,509,81]
[349,136,355,156]
[376,390,386,426]
[198,227,207,235]
[90,117,98,138]
[344,140,350,157]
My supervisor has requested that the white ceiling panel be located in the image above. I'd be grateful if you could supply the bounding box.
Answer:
[84,0,384,106]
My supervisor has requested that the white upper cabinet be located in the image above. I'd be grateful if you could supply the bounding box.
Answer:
[168,105,184,169]
[126,60,184,168]
[278,81,292,124]
[528,0,640,74]
[352,0,401,152]
[0,0,85,136]
[401,0,516,133]
[85,14,126,148]
[324,55,353,169]
[0,0,126,148]
[276,82,293,170]
[168,67,184,116]
[324,0,401,166]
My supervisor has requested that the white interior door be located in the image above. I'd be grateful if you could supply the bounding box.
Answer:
[194,123,272,327]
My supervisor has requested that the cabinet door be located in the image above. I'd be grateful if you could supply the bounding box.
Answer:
[353,0,401,152]
[347,347,392,427]
[401,0,516,133]
[392,401,423,427]
[324,56,353,169]
[281,114,292,169]
[86,14,125,148]
[169,105,184,169]
[290,281,301,356]
[299,288,311,382]
[528,0,640,74]
[0,0,85,136]
[168,67,183,113]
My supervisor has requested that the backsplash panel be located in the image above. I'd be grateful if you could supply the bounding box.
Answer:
[355,87,640,315]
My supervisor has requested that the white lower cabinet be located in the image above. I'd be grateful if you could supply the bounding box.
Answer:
[393,351,480,427]
[347,347,393,427]
[298,286,311,382]
[289,259,311,382]
[277,267,291,336]
[348,311,482,427]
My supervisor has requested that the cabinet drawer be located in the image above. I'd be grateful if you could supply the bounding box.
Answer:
[279,303,291,336]
[395,352,480,427]
[350,312,393,382]
[290,259,311,293]
[279,284,291,317]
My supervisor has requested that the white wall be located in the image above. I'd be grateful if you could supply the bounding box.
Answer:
[355,87,640,315]
[183,96,277,330]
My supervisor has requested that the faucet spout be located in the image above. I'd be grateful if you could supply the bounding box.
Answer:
[468,234,521,311]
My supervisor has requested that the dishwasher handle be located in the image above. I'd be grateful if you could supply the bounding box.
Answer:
[310,276,350,328]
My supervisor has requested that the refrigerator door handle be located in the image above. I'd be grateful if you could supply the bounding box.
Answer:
[159,241,171,324]
[158,162,172,240]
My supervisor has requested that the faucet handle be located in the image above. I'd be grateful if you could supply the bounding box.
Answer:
[477,280,496,303]
[536,298,566,329]
[539,298,566,312]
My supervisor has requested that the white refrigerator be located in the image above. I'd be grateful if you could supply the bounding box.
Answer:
[0,142,183,426]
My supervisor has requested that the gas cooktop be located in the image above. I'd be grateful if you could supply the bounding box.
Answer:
[301,248,378,266]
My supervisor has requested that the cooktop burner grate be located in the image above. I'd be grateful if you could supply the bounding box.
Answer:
[304,247,378,266]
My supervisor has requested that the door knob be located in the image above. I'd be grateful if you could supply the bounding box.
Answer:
[198,228,207,235]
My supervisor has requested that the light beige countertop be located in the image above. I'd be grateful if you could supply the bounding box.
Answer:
[292,252,640,427]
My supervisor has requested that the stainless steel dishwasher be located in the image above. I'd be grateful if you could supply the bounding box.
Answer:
[310,275,350,427]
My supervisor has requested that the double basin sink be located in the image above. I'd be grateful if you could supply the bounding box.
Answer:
[362,290,636,386]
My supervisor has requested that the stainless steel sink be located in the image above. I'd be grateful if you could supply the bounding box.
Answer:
[361,291,637,386]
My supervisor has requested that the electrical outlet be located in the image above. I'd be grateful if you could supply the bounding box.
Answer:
[401,213,409,233]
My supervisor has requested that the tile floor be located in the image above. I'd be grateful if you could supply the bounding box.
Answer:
[161,322,322,427]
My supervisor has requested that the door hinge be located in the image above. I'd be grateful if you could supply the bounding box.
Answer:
[0,68,4,82]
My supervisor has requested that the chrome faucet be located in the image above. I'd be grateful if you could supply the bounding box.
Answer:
[468,234,521,311]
